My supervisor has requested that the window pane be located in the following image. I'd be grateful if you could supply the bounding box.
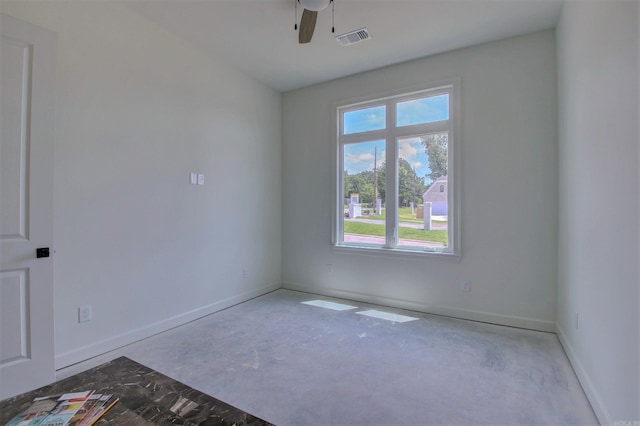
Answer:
[343,106,386,134]
[343,141,386,245]
[396,94,449,127]
[397,134,448,249]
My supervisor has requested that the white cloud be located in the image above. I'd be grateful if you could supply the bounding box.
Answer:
[398,138,429,177]
[346,151,374,167]
[344,145,385,173]
[367,113,379,121]
[399,140,418,160]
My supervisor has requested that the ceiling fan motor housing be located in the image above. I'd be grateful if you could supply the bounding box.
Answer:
[298,0,331,12]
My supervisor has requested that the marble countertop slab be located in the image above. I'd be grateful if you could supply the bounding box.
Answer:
[0,356,274,425]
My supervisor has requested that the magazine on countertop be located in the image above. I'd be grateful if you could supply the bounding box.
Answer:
[4,391,118,426]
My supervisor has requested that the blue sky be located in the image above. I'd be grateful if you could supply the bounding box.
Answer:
[343,94,448,180]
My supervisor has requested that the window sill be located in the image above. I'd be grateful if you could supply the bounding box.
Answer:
[333,243,461,262]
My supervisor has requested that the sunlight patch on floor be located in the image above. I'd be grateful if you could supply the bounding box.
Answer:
[356,310,419,323]
[301,300,358,311]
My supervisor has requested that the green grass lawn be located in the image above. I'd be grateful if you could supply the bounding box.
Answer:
[363,207,447,224]
[344,221,448,244]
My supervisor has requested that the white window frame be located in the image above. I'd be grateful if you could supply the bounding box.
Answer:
[332,80,461,258]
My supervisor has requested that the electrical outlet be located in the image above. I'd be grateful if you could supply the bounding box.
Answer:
[462,280,471,293]
[78,305,92,323]
[242,268,248,280]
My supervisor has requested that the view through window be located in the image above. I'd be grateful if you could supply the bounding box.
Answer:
[336,84,457,255]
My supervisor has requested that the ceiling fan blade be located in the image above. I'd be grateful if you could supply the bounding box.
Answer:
[299,9,317,44]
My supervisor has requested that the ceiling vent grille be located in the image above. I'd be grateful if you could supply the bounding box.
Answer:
[336,28,371,46]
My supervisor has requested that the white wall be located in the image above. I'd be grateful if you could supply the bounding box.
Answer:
[282,31,558,331]
[556,1,639,423]
[1,2,282,367]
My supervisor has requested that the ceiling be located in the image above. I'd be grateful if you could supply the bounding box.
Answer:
[122,0,563,92]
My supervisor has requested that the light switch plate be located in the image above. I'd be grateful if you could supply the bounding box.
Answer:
[189,173,197,185]
[78,304,92,323]
[197,174,204,185]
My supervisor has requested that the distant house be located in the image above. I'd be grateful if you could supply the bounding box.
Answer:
[422,176,448,215]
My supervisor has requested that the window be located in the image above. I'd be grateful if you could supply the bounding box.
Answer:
[334,82,459,256]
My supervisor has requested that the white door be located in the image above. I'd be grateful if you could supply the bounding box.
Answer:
[0,14,56,400]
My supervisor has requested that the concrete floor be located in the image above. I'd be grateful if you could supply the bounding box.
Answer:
[60,290,598,425]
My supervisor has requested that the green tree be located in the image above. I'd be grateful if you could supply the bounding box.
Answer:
[421,133,448,181]
[375,160,425,207]
[375,163,385,204]
[398,158,426,207]
[344,170,375,205]
[345,158,427,209]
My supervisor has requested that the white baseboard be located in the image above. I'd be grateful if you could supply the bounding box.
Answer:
[282,281,556,332]
[55,283,280,369]
[556,324,610,425]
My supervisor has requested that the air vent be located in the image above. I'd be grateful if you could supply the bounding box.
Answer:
[335,28,371,46]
